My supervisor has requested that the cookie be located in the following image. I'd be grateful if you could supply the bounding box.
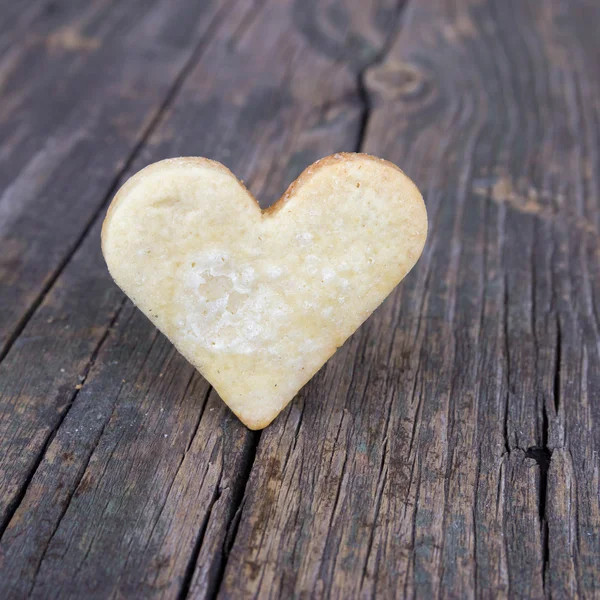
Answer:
[101,153,427,429]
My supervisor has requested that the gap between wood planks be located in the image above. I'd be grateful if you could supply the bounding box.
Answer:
[0,1,410,596]
[0,0,241,538]
[196,3,411,595]
[206,5,410,597]
[0,0,239,366]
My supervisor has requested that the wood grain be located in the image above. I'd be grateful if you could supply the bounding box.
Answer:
[0,0,406,597]
[0,0,236,357]
[0,0,247,532]
[218,0,600,598]
[0,0,598,597]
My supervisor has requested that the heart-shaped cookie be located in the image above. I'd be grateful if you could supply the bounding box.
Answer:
[102,153,427,429]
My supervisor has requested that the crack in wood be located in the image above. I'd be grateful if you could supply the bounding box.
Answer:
[360,453,388,593]
[358,318,405,587]
[502,272,511,454]
[499,458,510,599]
[0,295,128,542]
[323,447,350,599]
[25,376,127,595]
[524,445,552,592]
[176,1,415,592]
[405,466,422,599]
[207,430,261,600]
[354,0,407,152]
[184,381,213,454]
[289,398,305,456]
[177,484,221,600]
[553,317,562,415]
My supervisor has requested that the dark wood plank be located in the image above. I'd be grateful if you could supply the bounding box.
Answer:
[0,222,255,599]
[0,0,236,357]
[0,0,403,596]
[0,0,261,595]
[219,0,600,598]
[0,218,124,529]
[0,0,240,531]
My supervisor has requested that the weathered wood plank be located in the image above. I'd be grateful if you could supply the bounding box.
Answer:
[24,307,251,599]
[0,226,254,599]
[0,0,262,595]
[219,0,600,598]
[0,0,403,596]
[2,0,598,596]
[0,0,236,357]
[0,0,242,532]
[0,219,124,529]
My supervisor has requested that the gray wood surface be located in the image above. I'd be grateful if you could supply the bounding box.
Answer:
[0,0,598,598]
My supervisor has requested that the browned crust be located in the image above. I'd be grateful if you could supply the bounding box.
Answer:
[102,153,418,254]
[262,152,414,216]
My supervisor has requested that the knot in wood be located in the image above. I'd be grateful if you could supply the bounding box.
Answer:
[366,60,432,105]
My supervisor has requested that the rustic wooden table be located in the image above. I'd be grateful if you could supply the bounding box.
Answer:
[0,0,598,598]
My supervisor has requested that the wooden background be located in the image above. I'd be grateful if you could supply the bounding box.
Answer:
[0,0,598,597]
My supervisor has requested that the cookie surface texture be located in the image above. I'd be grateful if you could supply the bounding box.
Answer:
[102,153,427,429]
